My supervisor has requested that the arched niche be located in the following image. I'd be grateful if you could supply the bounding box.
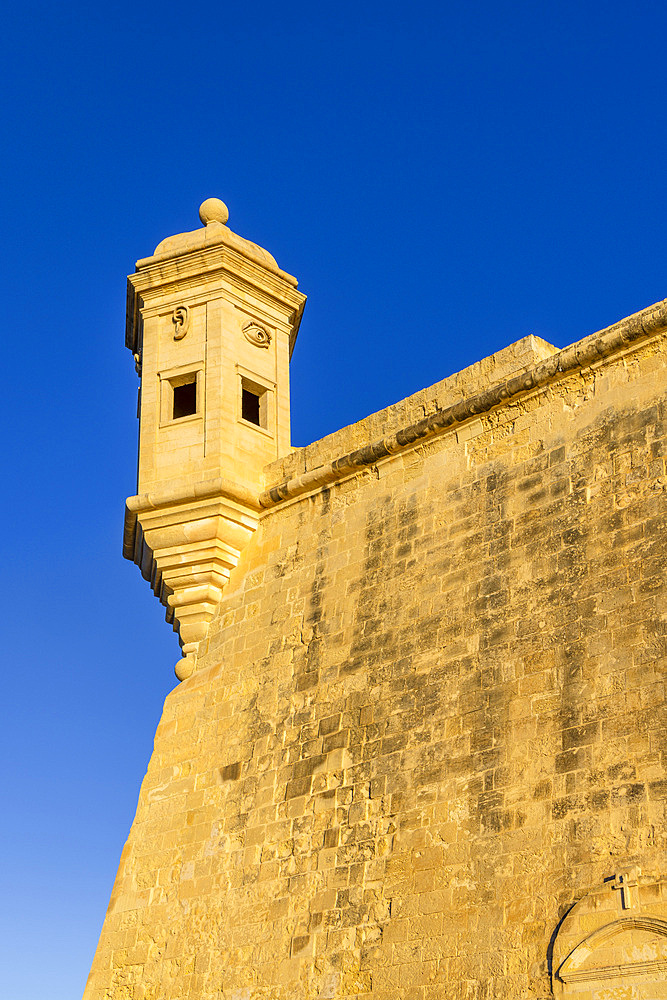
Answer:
[552,871,667,998]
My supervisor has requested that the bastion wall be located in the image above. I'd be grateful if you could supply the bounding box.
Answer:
[85,311,667,1000]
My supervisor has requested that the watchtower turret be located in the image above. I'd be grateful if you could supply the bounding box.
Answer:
[123,199,305,679]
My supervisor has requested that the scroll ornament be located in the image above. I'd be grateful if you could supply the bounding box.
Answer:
[172,305,190,341]
[243,321,271,348]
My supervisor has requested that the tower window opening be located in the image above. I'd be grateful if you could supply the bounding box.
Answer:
[173,379,197,419]
[238,372,272,432]
[242,386,261,425]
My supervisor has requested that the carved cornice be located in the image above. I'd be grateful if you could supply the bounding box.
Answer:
[125,244,305,356]
[126,475,261,522]
[131,245,303,301]
[259,298,667,509]
[563,959,667,983]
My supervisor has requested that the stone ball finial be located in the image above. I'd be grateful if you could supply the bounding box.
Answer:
[199,197,229,226]
[174,655,195,681]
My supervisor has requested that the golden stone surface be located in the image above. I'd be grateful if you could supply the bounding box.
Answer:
[84,207,667,999]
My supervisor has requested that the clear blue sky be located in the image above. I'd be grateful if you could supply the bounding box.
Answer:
[1,2,665,997]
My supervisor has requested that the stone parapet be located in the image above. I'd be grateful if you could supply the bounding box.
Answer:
[260,297,667,507]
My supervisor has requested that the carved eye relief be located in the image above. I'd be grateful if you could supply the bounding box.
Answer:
[243,322,271,348]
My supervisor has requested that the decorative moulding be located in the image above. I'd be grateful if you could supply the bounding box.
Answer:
[123,478,262,680]
[558,917,667,983]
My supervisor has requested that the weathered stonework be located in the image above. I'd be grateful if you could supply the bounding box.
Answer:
[84,206,666,999]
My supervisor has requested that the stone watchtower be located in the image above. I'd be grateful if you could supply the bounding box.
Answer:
[123,198,305,680]
[86,202,666,1000]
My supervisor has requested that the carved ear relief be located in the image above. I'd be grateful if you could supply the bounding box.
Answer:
[242,321,271,348]
[172,305,190,340]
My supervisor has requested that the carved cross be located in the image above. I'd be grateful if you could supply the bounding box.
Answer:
[612,869,639,910]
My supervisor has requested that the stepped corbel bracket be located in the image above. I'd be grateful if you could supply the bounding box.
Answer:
[123,477,261,679]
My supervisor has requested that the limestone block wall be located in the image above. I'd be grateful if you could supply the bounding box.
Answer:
[85,323,667,1000]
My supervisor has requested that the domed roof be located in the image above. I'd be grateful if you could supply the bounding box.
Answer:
[148,199,297,286]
